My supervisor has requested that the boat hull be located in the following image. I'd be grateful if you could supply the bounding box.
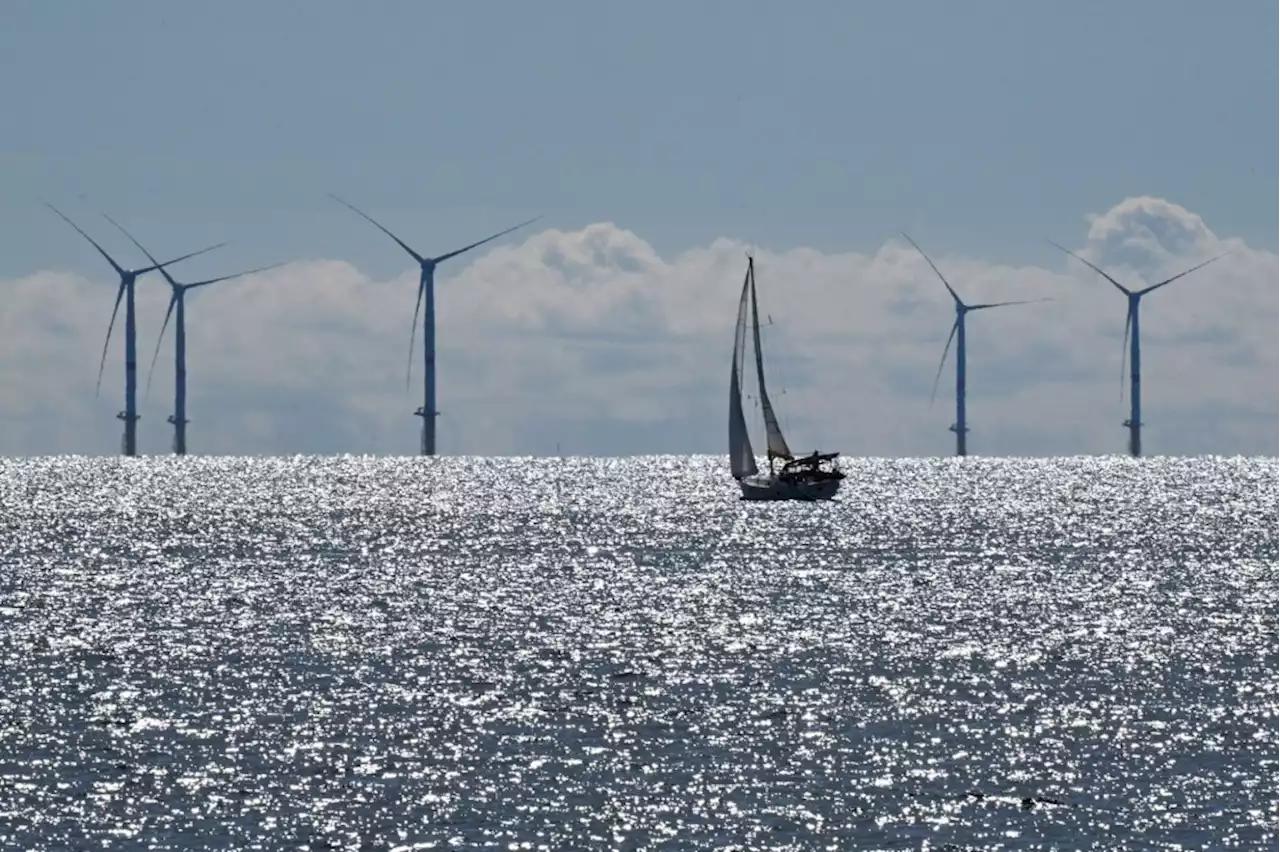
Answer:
[738,473,842,502]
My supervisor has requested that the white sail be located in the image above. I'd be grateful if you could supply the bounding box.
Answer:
[747,258,793,461]
[726,257,844,501]
[728,265,758,480]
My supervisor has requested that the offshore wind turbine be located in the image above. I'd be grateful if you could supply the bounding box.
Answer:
[1048,241,1227,458]
[103,215,282,456]
[902,232,1047,457]
[47,205,223,457]
[330,195,539,456]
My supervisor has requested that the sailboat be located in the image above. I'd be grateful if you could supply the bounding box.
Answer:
[728,255,845,501]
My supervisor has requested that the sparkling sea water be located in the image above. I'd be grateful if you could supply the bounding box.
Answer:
[0,456,1275,851]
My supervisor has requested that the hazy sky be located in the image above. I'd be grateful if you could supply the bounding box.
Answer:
[1,1,1275,457]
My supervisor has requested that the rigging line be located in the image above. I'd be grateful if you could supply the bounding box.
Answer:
[749,262,768,448]
[762,316,792,441]
[756,260,794,446]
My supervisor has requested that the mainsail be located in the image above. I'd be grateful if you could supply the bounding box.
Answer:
[747,258,793,461]
[728,264,758,480]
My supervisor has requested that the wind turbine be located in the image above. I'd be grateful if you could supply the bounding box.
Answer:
[1048,240,1227,458]
[330,195,539,456]
[103,215,282,456]
[47,205,224,457]
[902,232,1047,457]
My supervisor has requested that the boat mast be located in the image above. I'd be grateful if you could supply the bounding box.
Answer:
[746,256,793,473]
[747,260,770,475]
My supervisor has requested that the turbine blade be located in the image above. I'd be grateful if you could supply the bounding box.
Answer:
[1137,252,1230,296]
[1047,239,1132,295]
[101,212,177,288]
[47,204,126,277]
[141,242,228,275]
[96,282,127,397]
[930,320,960,406]
[432,216,542,264]
[1120,302,1133,403]
[329,194,425,264]
[900,231,963,305]
[185,261,286,290]
[406,278,425,391]
[968,297,1054,310]
[102,212,230,282]
[145,294,179,403]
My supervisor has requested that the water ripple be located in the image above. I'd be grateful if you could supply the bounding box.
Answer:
[0,456,1275,850]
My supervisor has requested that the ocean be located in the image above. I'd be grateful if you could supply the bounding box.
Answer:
[0,456,1275,851]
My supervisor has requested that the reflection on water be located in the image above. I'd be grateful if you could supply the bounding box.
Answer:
[0,456,1275,850]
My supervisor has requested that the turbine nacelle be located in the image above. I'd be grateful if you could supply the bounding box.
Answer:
[101,214,282,404]
[1048,239,1229,300]
[1049,238,1230,412]
[48,206,225,400]
[330,194,540,431]
[95,214,279,456]
[901,231,1049,406]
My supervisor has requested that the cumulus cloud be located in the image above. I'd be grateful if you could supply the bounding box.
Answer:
[1,196,1275,458]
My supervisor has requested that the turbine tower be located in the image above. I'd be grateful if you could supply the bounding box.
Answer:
[104,215,282,456]
[902,233,1046,457]
[1049,241,1226,458]
[330,196,538,456]
[47,205,223,457]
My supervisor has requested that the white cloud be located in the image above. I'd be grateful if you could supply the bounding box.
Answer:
[2,196,1275,458]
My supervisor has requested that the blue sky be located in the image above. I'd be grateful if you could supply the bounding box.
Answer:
[0,1,1275,457]
[2,1,1274,272]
